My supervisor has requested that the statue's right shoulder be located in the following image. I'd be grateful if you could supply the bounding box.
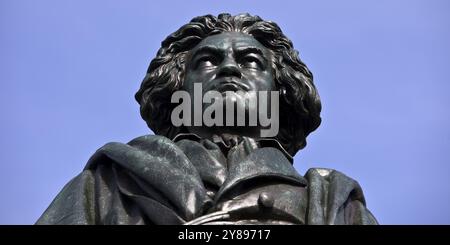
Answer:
[126,134,172,146]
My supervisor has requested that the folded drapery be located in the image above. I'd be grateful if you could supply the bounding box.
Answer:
[36,134,377,225]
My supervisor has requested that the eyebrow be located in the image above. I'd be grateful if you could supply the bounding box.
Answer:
[235,46,269,64]
[190,45,269,65]
[234,46,265,57]
[191,46,222,59]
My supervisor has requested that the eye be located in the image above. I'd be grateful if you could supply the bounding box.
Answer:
[240,55,264,70]
[195,56,217,69]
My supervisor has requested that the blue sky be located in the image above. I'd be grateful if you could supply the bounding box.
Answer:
[1,0,449,224]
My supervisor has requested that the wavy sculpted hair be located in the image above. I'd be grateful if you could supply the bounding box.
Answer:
[135,13,322,156]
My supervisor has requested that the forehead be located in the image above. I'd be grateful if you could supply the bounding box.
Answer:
[191,32,269,54]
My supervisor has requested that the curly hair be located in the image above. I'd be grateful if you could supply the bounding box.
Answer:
[135,13,322,156]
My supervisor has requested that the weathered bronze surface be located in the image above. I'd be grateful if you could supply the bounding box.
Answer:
[37,13,377,225]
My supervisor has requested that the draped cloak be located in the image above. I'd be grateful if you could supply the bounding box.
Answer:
[36,134,378,225]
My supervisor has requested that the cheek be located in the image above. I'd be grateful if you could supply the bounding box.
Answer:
[183,71,202,88]
[250,73,276,91]
[185,69,216,84]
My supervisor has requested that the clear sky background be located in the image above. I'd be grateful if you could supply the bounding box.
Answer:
[1,0,449,224]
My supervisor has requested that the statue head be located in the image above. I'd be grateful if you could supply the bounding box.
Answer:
[135,13,322,156]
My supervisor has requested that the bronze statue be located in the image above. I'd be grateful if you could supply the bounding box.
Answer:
[37,13,377,225]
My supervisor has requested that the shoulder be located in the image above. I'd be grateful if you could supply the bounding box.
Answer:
[305,168,362,191]
[304,167,365,204]
[83,134,174,169]
[304,167,378,225]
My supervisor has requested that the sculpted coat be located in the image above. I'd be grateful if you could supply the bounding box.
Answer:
[37,13,378,225]
[37,135,377,225]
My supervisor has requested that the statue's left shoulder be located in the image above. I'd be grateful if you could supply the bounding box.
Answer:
[304,167,378,225]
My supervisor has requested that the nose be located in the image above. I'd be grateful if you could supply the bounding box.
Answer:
[216,57,242,79]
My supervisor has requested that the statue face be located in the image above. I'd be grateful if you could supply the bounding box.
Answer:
[182,32,277,138]
[183,32,275,96]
